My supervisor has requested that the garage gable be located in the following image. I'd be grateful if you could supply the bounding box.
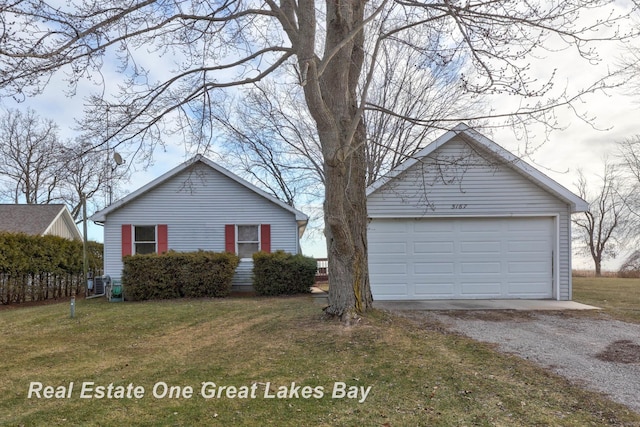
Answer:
[367,124,588,217]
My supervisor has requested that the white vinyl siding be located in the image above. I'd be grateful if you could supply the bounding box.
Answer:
[102,162,300,288]
[368,139,569,217]
[368,136,574,301]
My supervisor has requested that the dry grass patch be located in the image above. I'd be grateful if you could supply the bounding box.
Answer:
[573,276,640,324]
[1,296,639,426]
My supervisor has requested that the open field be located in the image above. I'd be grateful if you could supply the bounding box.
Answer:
[573,276,640,324]
[1,293,639,426]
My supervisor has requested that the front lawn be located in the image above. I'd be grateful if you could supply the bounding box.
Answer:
[2,295,639,425]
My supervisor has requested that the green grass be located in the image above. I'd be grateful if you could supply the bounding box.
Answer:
[573,276,640,323]
[1,295,639,426]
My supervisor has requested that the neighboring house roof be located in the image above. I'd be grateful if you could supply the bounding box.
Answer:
[367,122,589,212]
[89,154,309,225]
[0,204,82,240]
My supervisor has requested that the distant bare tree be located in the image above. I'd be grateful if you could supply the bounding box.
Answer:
[573,162,631,276]
[0,108,64,204]
[0,108,127,220]
[618,135,640,216]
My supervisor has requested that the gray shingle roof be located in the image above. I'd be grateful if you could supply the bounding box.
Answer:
[0,204,67,235]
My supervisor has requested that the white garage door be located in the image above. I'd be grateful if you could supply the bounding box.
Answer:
[369,217,554,300]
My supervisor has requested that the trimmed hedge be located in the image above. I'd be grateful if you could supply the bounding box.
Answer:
[0,232,103,304]
[122,250,240,301]
[252,251,316,296]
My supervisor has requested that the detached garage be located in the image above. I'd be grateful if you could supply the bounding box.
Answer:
[367,124,588,301]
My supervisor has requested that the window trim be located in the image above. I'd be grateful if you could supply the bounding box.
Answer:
[236,224,261,260]
[133,225,157,255]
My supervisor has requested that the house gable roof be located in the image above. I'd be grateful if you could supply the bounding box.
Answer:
[89,155,309,223]
[0,204,82,239]
[366,123,589,212]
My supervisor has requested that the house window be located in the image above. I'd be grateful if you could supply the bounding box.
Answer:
[237,225,260,259]
[134,225,156,255]
[224,223,270,257]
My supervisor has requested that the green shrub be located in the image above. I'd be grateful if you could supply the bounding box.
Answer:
[181,251,239,298]
[0,232,103,304]
[122,251,239,301]
[252,251,316,296]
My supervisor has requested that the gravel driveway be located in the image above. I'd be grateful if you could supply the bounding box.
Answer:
[422,311,640,413]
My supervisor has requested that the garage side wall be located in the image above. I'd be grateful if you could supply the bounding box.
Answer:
[367,137,573,300]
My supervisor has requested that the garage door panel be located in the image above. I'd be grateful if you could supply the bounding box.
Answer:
[508,261,549,274]
[507,219,549,231]
[461,262,501,274]
[460,283,502,295]
[414,241,454,254]
[508,282,550,295]
[414,262,455,274]
[369,263,408,275]
[413,221,454,232]
[508,240,549,252]
[459,221,501,232]
[369,241,407,254]
[415,283,454,296]
[374,284,409,298]
[460,241,501,254]
[369,217,554,300]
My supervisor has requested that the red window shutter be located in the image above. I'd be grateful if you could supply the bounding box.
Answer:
[261,224,271,253]
[157,224,168,254]
[121,224,132,257]
[225,224,235,253]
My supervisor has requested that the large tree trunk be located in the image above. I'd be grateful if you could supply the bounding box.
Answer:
[322,123,372,319]
[295,0,373,319]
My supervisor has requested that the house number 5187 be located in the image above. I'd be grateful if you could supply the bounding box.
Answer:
[451,204,467,209]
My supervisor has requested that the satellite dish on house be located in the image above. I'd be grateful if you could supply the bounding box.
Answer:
[114,152,124,165]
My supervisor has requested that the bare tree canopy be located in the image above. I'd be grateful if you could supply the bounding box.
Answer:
[1,0,638,319]
[619,23,640,98]
[0,108,62,204]
[0,108,128,220]
[618,135,640,214]
[573,162,631,276]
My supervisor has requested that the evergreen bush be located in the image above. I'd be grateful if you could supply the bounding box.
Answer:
[0,232,103,304]
[252,251,316,296]
[122,250,239,301]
